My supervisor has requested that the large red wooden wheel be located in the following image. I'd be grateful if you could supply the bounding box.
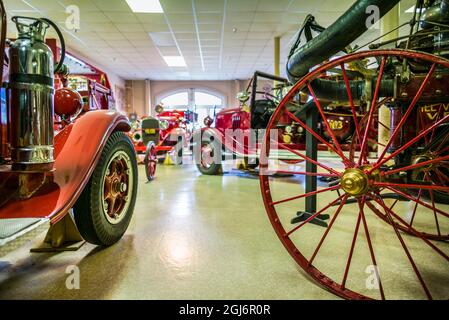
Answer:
[260,50,449,300]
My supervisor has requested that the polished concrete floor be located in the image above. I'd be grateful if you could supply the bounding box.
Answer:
[0,163,336,300]
[0,159,448,299]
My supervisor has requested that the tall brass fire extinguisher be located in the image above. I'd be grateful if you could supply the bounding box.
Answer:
[9,16,65,172]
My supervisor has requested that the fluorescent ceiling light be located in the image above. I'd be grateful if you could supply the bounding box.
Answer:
[163,56,187,67]
[405,6,426,13]
[125,0,163,13]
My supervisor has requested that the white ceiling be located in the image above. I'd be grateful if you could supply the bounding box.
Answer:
[4,0,417,81]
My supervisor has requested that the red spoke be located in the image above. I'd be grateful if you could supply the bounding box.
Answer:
[436,136,449,153]
[309,194,349,266]
[274,139,341,175]
[438,162,449,170]
[285,110,347,160]
[341,63,362,144]
[370,77,448,173]
[358,197,386,300]
[374,181,449,192]
[109,197,117,216]
[372,195,433,300]
[385,186,449,220]
[429,189,442,236]
[378,119,390,131]
[377,63,436,163]
[358,57,387,165]
[426,171,442,237]
[368,138,386,148]
[341,206,362,289]
[373,191,449,260]
[410,189,422,228]
[434,168,449,184]
[424,172,441,237]
[268,170,339,177]
[286,194,346,236]
[307,83,352,166]
[271,185,341,206]
[382,154,449,176]
[389,198,399,211]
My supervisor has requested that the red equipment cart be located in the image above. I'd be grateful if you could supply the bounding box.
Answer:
[260,0,449,299]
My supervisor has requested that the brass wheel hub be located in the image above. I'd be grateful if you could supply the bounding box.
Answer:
[341,168,370,197]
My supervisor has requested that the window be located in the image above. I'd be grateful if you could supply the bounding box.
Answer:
[160,91,189,110]
[194,92,222,106]
[157,89,224,127]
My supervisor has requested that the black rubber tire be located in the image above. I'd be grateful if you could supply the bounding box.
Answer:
[73,132,138,246]
[174,136,183,165]
[196,140,222,175]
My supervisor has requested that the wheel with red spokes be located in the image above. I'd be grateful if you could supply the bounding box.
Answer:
[260,50,449,299]
[144,142,157,181]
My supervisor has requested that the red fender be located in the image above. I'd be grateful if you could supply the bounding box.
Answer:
[0,110,131,223]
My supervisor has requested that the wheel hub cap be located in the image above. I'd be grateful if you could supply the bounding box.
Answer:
[341,168,369,196]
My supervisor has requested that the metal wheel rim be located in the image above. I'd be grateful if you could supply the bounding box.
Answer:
[102,150,133,225]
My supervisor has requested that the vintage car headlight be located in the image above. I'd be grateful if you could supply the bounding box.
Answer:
[285,125,293,134]
[133,131,142,143]
[160,120,169,130]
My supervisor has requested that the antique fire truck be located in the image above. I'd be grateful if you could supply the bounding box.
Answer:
[126,114,159,181]
[130,105,192,160]
[195,71,377,175]
[0,5,137,253]
[128,105,195,181]
[155,105,196,163]
[260,0,449,299]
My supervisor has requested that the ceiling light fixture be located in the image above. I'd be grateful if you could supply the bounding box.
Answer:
[163,56,187,67]
[125,0,164,13]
